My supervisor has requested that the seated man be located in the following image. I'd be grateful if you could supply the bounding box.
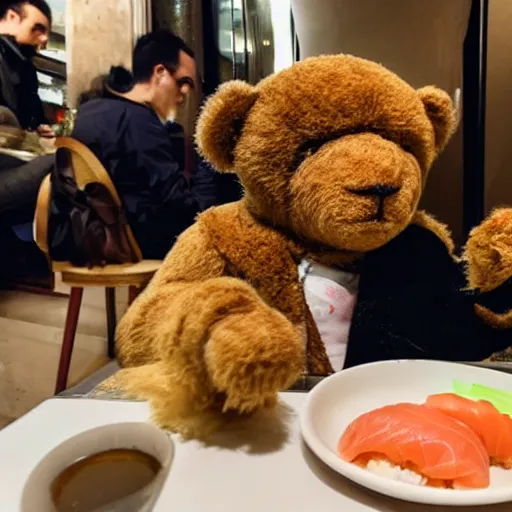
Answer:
[0,0,54,137]
[72,29,218,259]
[0,105,53,285]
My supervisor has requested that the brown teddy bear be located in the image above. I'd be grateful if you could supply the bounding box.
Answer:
[98,55,512,438]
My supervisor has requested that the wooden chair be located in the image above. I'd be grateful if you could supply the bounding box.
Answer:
[34,137,161,394]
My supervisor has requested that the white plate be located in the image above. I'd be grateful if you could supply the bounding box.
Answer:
[300,360,512,506]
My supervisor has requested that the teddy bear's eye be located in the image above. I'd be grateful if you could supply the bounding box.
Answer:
[293,136,338,171]
[372,128,416,156]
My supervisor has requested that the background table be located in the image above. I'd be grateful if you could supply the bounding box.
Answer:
[0,147,37,162]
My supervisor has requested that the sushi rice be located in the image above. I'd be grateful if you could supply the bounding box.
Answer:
[366,459,427,486]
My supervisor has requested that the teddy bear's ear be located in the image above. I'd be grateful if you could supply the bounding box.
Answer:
[417,86,457,152]
[195,80,259,172]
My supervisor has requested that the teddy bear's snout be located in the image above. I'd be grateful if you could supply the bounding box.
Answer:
[347,185,401,221]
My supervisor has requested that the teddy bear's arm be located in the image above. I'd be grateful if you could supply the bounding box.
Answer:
[464,208,512,332]
[115,221,227,367]
[114,221,304,433]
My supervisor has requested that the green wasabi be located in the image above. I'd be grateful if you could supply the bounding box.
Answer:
[453,380,512,416]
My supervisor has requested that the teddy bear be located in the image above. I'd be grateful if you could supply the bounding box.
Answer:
[96,54,512,438]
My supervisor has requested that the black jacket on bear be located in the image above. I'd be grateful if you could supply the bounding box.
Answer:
[344,225,512,367]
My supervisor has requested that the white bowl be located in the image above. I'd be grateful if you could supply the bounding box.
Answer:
[300,360,512,506]
[21,422,174,512]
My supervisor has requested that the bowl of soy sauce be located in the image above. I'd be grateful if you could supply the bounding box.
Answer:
[21,422,174,512]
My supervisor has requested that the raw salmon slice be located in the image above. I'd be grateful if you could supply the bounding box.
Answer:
[338,403,490,489]
[426,393,512,468]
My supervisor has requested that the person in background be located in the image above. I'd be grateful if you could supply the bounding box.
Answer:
[0,104,53,214]
[72,29,218,259]
[0,103,53,286]
[0,0,53,137]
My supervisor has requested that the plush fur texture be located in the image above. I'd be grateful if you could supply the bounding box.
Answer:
[103,55,512,438]
[197,55,457,253]
[465,208,512,292]
[464,208,512,330]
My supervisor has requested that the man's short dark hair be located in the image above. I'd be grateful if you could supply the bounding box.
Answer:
[0,1,52,25]
[132,29,194,83]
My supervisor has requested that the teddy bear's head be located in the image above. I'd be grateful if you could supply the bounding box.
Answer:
[197,55,457,252]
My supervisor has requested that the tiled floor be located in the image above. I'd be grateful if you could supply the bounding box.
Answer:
[0,277,128,427]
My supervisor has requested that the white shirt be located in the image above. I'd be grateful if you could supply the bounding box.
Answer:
[299,260,359,371]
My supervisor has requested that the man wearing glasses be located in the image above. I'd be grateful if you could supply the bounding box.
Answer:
[72,29,218,259]
[0,0,53,137]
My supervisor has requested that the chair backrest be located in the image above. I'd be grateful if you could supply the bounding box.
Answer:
[34,137,143,262]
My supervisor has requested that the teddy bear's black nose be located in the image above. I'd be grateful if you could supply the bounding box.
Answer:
[348,185,401,198]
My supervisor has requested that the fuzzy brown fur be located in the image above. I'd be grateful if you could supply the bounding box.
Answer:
[464,208,512,329]
[108,55,511,438]
[114,215,306,436]
[197,55,456,253]
[465,208,512,292]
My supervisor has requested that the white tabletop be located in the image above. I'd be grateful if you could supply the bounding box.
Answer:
[0,147,37,161]
[0,394,509,512]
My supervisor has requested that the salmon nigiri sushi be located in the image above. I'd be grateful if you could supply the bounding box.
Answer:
[338,403,490,489]
[426,393,512,469]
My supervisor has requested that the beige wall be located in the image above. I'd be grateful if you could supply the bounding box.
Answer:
[66,0,134,108]
[291,0,471,243]
[485,0,512,212]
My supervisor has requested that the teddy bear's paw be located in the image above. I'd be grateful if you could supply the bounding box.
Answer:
[205,306,304,414]
[464,208,512,292]
[97,363,224,439]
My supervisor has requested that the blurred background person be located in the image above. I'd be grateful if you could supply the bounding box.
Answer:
[0,0,54,137]
[72,29,218,259]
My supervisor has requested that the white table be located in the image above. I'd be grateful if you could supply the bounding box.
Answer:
[0,394,509,512]
[0,147,37,162]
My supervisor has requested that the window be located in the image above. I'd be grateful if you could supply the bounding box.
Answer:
[216,0,293,83]
[42,0,66,62]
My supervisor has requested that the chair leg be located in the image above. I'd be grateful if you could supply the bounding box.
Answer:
[105,287,117,359]
[128,285,141,305]
[55,287,83,394]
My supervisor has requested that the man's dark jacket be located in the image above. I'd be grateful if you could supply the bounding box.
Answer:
[0,35,46,130]
[72,92,218,259]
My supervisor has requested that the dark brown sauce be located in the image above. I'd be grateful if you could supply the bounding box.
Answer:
[51,448,161,512]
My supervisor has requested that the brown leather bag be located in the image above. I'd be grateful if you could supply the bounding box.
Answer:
[48,147,135,267]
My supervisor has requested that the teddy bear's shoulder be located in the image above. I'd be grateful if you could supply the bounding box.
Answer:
[195,203,458,273]
[196,201,248,233]
[197,201,300,259]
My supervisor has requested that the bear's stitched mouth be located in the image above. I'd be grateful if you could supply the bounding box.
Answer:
[357,215,392,225]
[348,214,394,225]
[360,214,384,223]
[347,184,401,223]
